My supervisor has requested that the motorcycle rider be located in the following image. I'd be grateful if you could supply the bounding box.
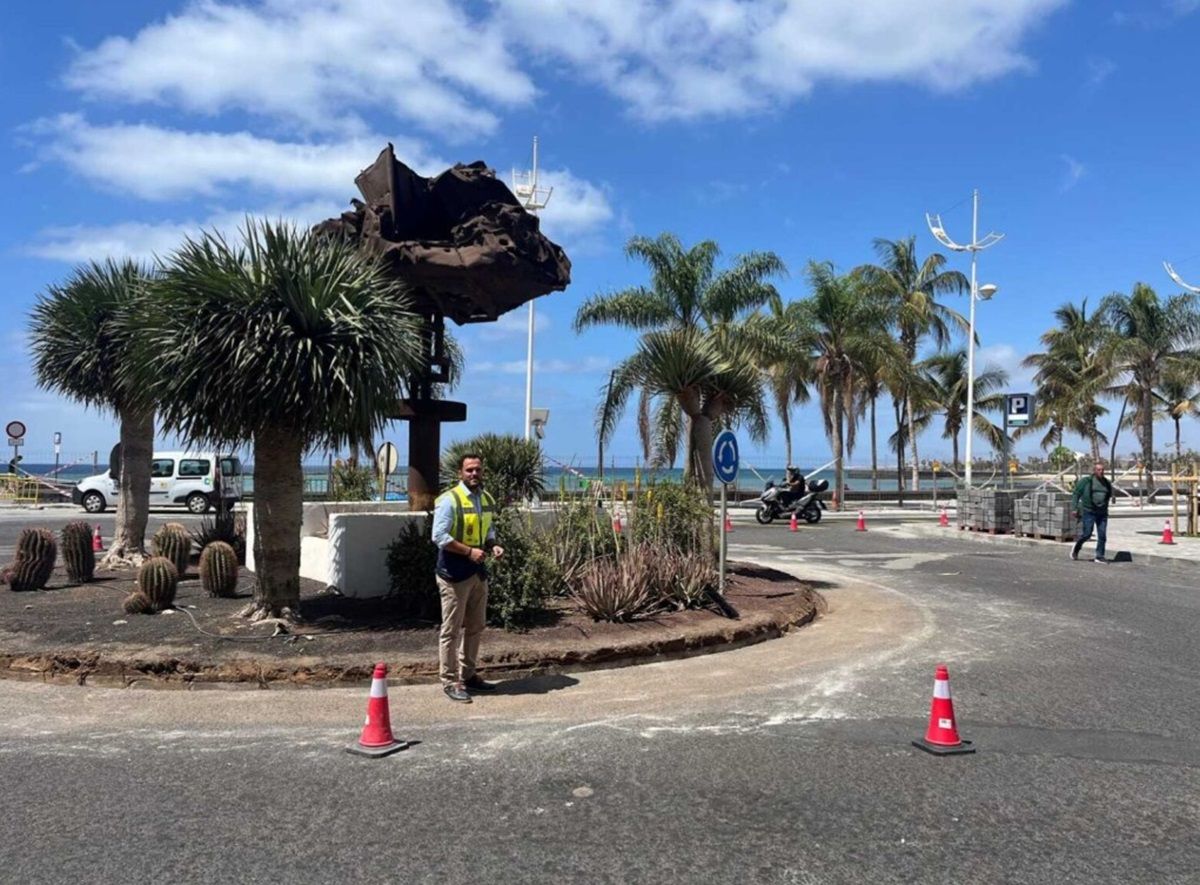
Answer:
[780,465,806,508]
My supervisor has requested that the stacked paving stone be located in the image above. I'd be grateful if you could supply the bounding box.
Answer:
[1015,491,1074,539]
[956,488,1021,533]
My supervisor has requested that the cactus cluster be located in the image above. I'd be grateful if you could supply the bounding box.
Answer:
[123,556,179,614]
[60,521,96,583]
[199,541,239,597]
[153,523,192,576]
[5,528,57,592]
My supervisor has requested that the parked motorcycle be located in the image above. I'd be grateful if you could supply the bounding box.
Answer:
[754,477,829,525]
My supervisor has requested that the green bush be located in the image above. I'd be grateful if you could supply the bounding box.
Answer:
[384,516,440,621]
[331,461,376,501]
[441,434,544,509]
[628,480,715,557]
[485,509,558,630]
[546,497,620,594]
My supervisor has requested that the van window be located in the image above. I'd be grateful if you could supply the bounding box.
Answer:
[220,457,241,477]
[151,459,175,479]
[179,459,211,478]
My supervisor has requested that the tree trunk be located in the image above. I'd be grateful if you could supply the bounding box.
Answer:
[869,395,878,491]
[100,405,153,568]
[952,432,960,473]
[1175,417,1182,458]
[688,412,715,488]
[906,390,920,492]
[247,426,304,620]
[832,390,845,511]
[893,398,905,506]
[1141,383,1155,497]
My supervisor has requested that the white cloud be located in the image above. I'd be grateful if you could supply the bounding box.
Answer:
[536,169,615,239]
[472,356,612,375]
[26,114,443,202]
[497,0,1068,121]
[1059,154,1086,192]
[976,343,1036,389]
[64,0,535,138]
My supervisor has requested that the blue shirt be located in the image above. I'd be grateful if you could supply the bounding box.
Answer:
[431,482,496,549]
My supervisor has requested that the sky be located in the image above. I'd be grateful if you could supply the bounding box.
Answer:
[3,0,1200,473]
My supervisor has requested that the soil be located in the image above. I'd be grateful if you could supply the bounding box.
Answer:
[0,561,821,689]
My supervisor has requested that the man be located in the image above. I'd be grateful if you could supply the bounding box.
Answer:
[432,453,504,703]
[1071,460,1115,563]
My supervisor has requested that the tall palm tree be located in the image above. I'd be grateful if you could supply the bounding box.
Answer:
[924,349,1010,469]
[28,260,155,566]
[1101,283,1200,479]
[855,236,969,491]
[1153,367,1200,458]
[791,262,898,508]
[575,233,785,483]
[1022,300,1113,459]
[757,293,811,467]
[120,221,426,620]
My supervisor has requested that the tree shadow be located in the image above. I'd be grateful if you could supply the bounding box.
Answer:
[491,673,579,695]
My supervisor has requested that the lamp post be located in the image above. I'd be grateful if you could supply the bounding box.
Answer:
[927,189,1004,488]
[512,137,554,441]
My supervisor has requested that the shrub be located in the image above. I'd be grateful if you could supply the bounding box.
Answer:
[331,460,376,501]
[573,546,658,622]
[628,480,715,557]
[384,515,440,620]
[546,497,619,594]
[440,434,544,509]
[485,509,558,629]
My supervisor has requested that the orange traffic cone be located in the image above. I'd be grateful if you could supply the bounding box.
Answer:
[613,513,623,533]
[912,664,975,755]
[1159,519,1175,545]
[855,510,867,532]
[789,511,799,532]
[938,508,949,528]
[346,663,408,758]
[724,514,734,533]
[92,525,103,552]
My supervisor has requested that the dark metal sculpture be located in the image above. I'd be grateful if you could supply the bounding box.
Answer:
[316,145,571,510]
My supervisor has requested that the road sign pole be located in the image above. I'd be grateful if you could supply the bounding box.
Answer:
[719,482,728,595]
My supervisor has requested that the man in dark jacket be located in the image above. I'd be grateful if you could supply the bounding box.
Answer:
[1070,461,1115,563]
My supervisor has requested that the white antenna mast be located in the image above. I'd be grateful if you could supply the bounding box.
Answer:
[512,137,554,442]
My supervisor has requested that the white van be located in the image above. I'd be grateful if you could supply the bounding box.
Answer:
[73,451,243,515]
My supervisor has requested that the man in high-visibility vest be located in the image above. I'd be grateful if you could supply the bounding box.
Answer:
[431,453,504,703]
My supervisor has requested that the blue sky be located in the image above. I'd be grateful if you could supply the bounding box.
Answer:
[3,1,1200,471]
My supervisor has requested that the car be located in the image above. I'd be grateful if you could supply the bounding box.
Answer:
[73,451,243,514]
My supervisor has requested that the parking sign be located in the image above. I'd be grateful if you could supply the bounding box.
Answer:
[1006,394,1032,428]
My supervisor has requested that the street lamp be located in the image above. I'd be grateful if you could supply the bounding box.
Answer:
[512,137,554,441]
[1164,260,1200,293]
[927,189,1005,488]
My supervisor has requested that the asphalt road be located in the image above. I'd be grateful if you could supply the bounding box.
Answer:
[1,515,1198,883]
[0,507,208,561]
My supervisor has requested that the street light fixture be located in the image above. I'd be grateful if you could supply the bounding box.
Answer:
[926,189,1005,488]
[1164,261,1200,293]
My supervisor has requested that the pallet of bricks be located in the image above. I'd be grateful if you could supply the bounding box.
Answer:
[957,488,1019,534]
[1014,490,1074,541]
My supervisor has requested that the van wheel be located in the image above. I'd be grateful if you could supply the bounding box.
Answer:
[186,492,211,514]
[82,491,107,514]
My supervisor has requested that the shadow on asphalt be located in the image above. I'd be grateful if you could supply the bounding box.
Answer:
[493,673,580,696]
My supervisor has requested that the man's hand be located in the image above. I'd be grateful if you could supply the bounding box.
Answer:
[468,547,487,564]
[491,545,505,561]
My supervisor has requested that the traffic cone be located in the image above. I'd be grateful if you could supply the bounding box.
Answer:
[346,663,408,758]
[855,510,867,532]
[789,511,799,532]
[613,513,623,533]
[724,514,734,533]
[92,525,103,552]
[912,664,975,755]
[938,508,949,528]
[1159,519,1175,545]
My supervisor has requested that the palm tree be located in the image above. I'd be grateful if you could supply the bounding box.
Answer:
[29,260,155,566]
[121,221,426,620]
[791,262,898,508]
[1022,300,1113,460]
[758,294,811,467]
[575,233,785,483]
[855,237,969,491]
[924,349,1010,469]
[1153,367,1200,458]
[1101,283,1200,480]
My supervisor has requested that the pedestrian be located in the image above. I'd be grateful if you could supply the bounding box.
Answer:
[431,453,504,703]
[1070,460,1115,563]
[6,454,22,475]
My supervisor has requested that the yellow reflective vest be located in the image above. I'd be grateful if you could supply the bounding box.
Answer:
[442,484,496,547]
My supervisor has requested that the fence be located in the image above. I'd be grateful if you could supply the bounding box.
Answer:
[0,473,41,506]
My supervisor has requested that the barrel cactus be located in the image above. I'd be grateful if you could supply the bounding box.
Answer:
[6,528,57,591]
[199,541,239,598]
[60,521,96,583]
[132,556,178,612]
[152,524,192,576]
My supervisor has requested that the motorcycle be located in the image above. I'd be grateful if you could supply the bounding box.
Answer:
[754,477,829,525]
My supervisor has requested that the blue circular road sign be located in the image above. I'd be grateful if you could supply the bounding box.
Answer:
[712,430,740,485]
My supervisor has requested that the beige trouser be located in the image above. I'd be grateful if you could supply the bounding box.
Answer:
[436,573,488,685]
